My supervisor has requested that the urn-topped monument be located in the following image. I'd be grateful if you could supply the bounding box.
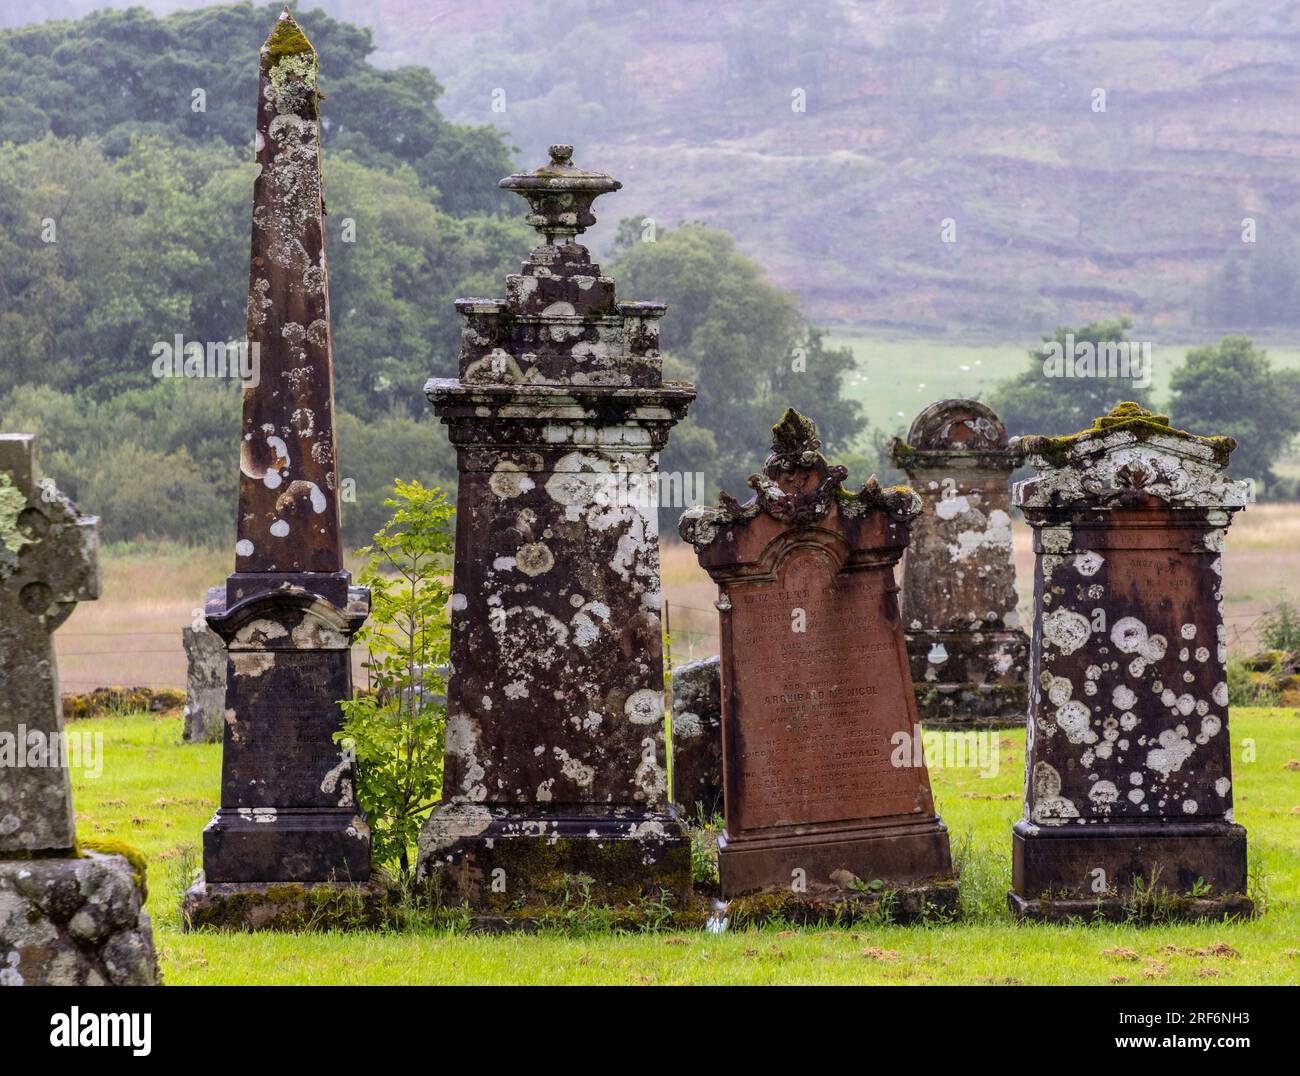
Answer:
[415,146,695,915]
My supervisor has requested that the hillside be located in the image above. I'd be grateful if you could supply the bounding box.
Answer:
[8,0,1300,334]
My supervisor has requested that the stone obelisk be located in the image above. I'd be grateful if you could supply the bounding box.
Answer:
[184,10,373,929]
[416,145,695,918]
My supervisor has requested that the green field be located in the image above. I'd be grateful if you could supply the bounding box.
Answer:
[72,708,1300,985]
[826,332,1300,450]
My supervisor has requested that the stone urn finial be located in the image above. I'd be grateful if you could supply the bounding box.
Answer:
[499,143,622,245]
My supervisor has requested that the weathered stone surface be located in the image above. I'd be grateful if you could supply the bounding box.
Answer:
[416,145,695,913]
[183,873,389,932]
[670,655,722,820]
[0,434,98,856]
[0,436,157,984]
[681,409,955,901]
[890,400,1029,727]
[195,11,371,895]
[182,622,225,743]
[1009,403,1252,918]
[0,852,159,986]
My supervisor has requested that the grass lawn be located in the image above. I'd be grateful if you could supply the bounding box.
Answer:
[70,708,1300,985]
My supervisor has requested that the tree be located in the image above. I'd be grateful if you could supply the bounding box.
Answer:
[608,223,865,511]
[1169,336,1300,494]
[989,317,1155,438]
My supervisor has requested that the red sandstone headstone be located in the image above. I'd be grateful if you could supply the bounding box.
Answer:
[680,410,955,906]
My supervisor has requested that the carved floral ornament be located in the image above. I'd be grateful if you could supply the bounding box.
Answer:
[1013,403,1251,510]
[679,408,921,549]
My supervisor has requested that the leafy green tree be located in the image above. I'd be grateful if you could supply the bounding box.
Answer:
[1169,336,1300,493]
[337,481,453,882]
[609,224,865,506]
[0,4,513,215]
[989,317,1154,438]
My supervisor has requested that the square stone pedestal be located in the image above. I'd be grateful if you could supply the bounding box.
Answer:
[1009,819,1253,922]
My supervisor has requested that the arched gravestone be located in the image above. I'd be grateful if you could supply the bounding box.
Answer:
[0,434,158,985]
[890,400,1028,726]
[415,145,695,916]
[681,410,956,915]
[1008,403,1253,921]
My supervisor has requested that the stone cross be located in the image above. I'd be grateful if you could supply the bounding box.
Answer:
[416,144,695,914]
[0,434,99,855]
[1009,402,1252,920]
[680,410,955,906]
[890,399,1029,726]
[189,11,370,906]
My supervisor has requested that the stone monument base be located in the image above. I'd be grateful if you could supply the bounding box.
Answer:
[1010,819,1253,922]
[0,851,159,985]
[183,874,390,932]
[718,817,955,901]
[202,807,371,883]
[417,805,692,915]
[727,879,960,926]
[1007,891,1253,923]
[913,682,1027,727]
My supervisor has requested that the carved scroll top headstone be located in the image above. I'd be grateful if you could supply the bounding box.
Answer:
[679,408,921,548]
[1014,402,1249,511]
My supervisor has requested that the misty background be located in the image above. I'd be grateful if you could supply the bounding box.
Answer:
[2,0,1300,548]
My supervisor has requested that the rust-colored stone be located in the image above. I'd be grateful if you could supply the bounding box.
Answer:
[890,400,1029,726]
[415,146,695,913]
[681,410,954,900]
[1008,402,1251,919]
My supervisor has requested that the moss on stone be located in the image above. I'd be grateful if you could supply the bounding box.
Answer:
[79,838,148,892]
[262,14,314,70]
[0,471,28,567]
[1021,402,1236,468]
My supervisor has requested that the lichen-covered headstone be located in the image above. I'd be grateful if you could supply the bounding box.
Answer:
[182,622,225,744]
[0,433,158,985]
[1009,403,1253,921]
[680,410,956,913]
[184,11,376,930]
[671,655,722,820]
[415,145,695,916]
[890,400,1029,726]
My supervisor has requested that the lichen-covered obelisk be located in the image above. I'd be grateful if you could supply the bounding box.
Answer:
[416,145,696,916]
[185,10,373,929]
